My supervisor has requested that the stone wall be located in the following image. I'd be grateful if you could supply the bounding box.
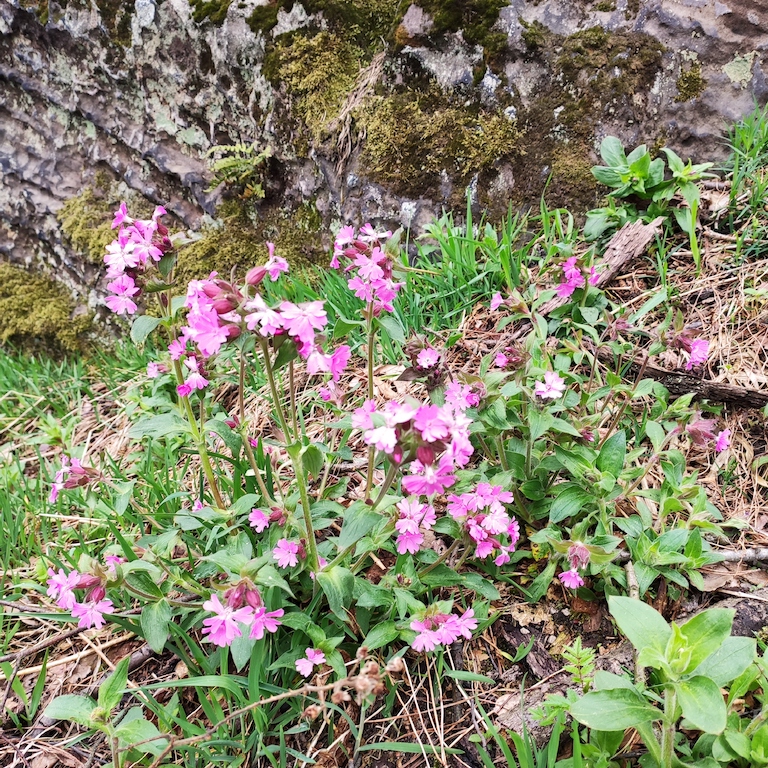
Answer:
[0,0,766,318]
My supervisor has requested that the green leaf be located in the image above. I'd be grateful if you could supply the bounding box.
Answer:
[692,635,756,686]
[593,670,636,691]
[600,136,627,169]
[676,676,726,734]
[376,316,405,343]
[644,421,666,453]
[230,631,256,672]
[570,689,660,730]
[550,484,593,524]
[597,431,626,477]
[113,480,136,517]
[608,596,671,655]
[254,564,294,596]
[128,413,190,440]
[677,608,735,673]
[363,621,399,651]
[444,669,496,685]
[528,410,554,442]
[338,504,383,550]
[140,599,172,653]
[130,315,162,345]
[98,657,130,713]
[316,566,355,623]
[114,717,168,756]
[301,444,324,480]
[43,694,97,726]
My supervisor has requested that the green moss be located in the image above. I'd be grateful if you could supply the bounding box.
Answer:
[94,0,132,45]
[58,187,153,265]
[175,200,325,286]
[520,18,548,52]
[416,0,506,48]
[594,0,615,11]
[264,31,363,143]
[0,264,92,354]
[190,0,232,25]
[358,92,520,198]
[675,61,707,102]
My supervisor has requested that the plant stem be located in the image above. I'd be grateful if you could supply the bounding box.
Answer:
[371,462,399,510]
[660,686,678,768]
[418,539,461,578]
[241,432,277,506]
[258,339,293,444]
[172,359,225,509]
[364,304,376,501]
[289,361,300,439]
[293,453,319,574]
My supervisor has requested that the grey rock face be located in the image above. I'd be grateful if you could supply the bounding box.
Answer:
[0,0,766,310]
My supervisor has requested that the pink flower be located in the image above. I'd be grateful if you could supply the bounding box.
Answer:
[105,294,138,315]
[454,608,477,639]
[413,405,449,443]
[534,371,566,400]
[558,569,584,589]
[687,416,717,446]
[71,599,115,629]
[279,301,327,347]
[47,568,80,610]
[112,201,130,229]
[273,539,300,569]
[183,306,230,357]
[296,648,326,676]
[169,338,187,360]
[249,508,270,532]
[364,426,397,454]
[417,348,440,369]
[201,594,254,647]
[265,249,289,281]
[250,607,284,640]
[104,555,126,577]
[685,339,709,371]
[490,292,504,311]
[495,353,509,368]
[567,542,590,570]
[401,457,456,496]
[715,429,731,452]
[588,266,600,286]
[352,400,377,430]
[396,528,424,554]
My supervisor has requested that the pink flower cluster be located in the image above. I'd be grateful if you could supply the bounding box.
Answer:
[447,484,520,564]
[558,541,590,589]
[555,257,600,299]
[46,567,115,629]
[49,456,100,503]
[394,498,436,554]
[672,330,710,371]
[686,416,731,453]
[353,387,474,497]
[411,607,478,652]
[534,371,567,400]
[332,224,404,315]
[201,583,284,647]
[295,648,326,676]
[103,203,173,315]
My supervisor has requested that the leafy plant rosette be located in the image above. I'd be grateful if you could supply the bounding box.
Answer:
[38,202,734,760]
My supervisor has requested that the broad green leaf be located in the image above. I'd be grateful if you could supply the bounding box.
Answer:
[608,596,671,654]
[230,631,256,672]
[140,599,172,654]
[301,444,324,480]
[127,413,190,440]
[550,484,592,524]
[570,689,660,730]
[363,621,399,651]
[692,635,756,686]
[600,136,627,168]
[316,566,355,623]
[376,316,405,343]
[528,410,553,442]
[254,564,294,596]
[593,670,636,691]
[644,421,666,453]
[114,717,168,756]
[676,676,726,733]
[130,315,161,345]
[338,504,384,550]
[421,564,463,587]
[597,431,626,477]
[98,656,130,713]
[677,608,735,673]
[43,694,97,726]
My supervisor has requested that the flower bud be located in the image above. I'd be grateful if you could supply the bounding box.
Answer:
[245,266,267,287]
[225,582,247,609]
[416,445,435,466]
[244,587,263,610]
[77,574,101,589]
[87,585,106,602]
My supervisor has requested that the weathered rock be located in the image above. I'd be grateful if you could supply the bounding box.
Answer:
[0,0,766,325]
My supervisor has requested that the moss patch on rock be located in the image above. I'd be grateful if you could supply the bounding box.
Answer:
[263,31,364,145]
[0,264,92,354]
[174,200,324,286]
[190,0,232,25]
[358,91,520,198]
[676,61,707,102]
[58,186,153,265]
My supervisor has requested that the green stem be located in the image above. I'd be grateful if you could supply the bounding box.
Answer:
[660,686,678,768]
[289,361,300,439]
[418,539,461,578]
[495,437,509,471]
[364,304,376,501]
[371,462,399,510]
[241,431,277,506]
[744,704,768,737]
[172,359,225,509]
[259,339,293,443]
[293,454,319,574]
